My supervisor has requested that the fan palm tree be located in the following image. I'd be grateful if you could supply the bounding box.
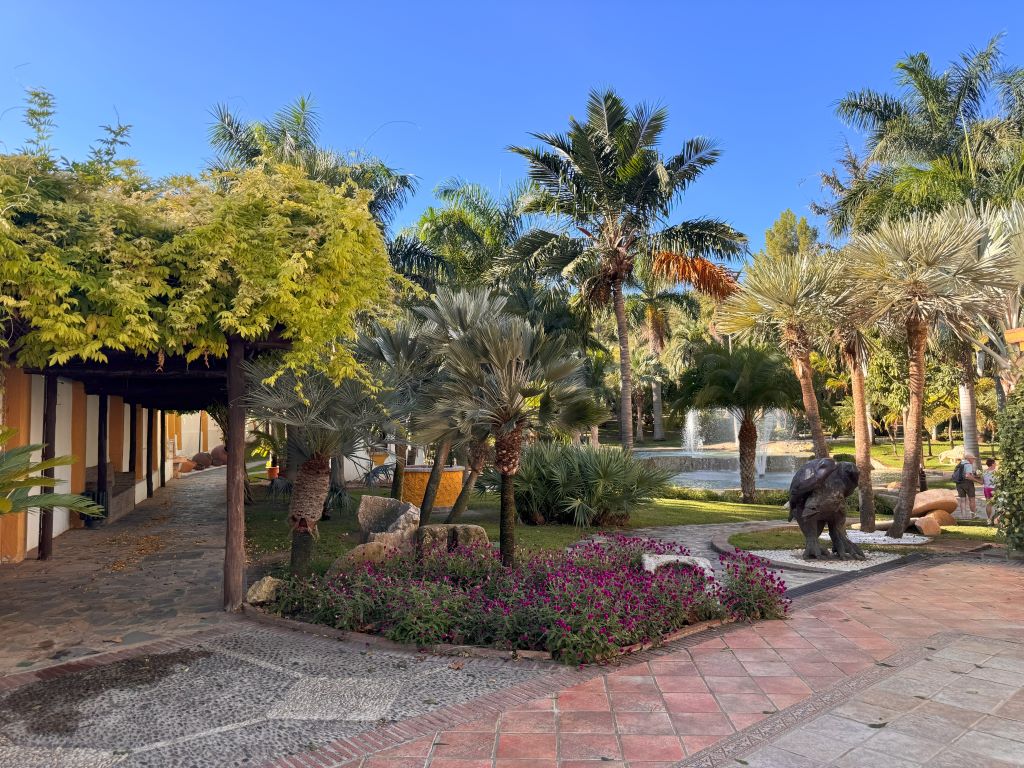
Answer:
[845,206,1014,536]
[242,361,375,576]
[717,247,839,459]
[418,315,601,566]
[0,427,104,519]
[509,88,746,450]
[676,344,800,502]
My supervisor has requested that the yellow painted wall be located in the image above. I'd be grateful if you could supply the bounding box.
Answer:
[134,405,144,481]
[0,368,31,562]
[200,411,209,452]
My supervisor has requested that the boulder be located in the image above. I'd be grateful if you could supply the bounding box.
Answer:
[938,446,965,465]
[357,495,420,549]
[326,542,391,577]
[245,576,284,605]
[910,489,958,518]
[910,515,942,537]
[415,524,489,555]
[927,509,957,527]
[192,451,213,470]
[642,553,715,577]
[210,444,228,466]
[886,481,901,491]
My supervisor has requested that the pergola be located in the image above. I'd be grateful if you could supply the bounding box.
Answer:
[26,336,270,610]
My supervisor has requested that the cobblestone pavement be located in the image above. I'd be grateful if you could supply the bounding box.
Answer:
[0,469,231,674]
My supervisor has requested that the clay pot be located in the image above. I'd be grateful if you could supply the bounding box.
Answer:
[267,466,280,480]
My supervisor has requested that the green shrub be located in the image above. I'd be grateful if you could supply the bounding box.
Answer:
[514,442,671,526]
[844,491,893,517]
[997,387,1024,551]
[832,453,856,463]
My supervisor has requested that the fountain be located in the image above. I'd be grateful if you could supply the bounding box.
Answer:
[682,410,704,453]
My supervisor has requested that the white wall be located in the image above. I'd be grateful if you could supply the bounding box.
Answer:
[51,379,73,537]
[85,394,99,466]
[25,375,44,552]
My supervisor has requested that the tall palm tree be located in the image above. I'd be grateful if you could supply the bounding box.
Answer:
[716,247,838,459]
[845,206,1013,536]
[419,315,600,566]
[676,344,800,502]
[243,361,375,576]
[509,88,746,451]
[627,264,702,441]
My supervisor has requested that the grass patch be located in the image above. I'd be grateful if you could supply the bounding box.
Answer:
[727,527,927,555]
[246,485,788,576]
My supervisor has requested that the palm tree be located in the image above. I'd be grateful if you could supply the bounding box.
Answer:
[0,427,104,519]
[627,265,702,441]
[419,315,600,566]
[716,246,838,459]
[243,361,375,576]
[509,88,746,450]
[845,206,1014,536]
[676,344,800,502]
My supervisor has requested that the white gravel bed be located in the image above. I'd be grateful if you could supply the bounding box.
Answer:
[752,549,903,571]
[838,529,931,545]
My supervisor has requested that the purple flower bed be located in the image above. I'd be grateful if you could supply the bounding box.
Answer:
[274,536,789,664]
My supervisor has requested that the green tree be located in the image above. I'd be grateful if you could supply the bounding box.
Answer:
[510,88,746,450]
[845,207,1014,536]
[676,343,800,502]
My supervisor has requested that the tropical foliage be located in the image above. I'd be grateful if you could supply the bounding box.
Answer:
[0,427,104,519]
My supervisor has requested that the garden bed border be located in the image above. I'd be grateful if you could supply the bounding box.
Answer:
[240,603,730,663]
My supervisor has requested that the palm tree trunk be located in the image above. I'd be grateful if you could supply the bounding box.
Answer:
[446,469,480,522]
[499,472,516,567]
[651,381,665,441]
[418,439,452,525]
[893,320,927,538]
[959,367,980,460]
[792,350,829,459]
[590,425,600,446]
[390,442,405,499]
[612,280,634,452]
[288,456,331,577]
[635,391,645,443]
[846,349,874,532]
[995,376,1008,411]
[738,414,758,503]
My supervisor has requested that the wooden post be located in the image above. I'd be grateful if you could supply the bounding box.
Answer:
[224,336,246,611]
[38,375,57,560]
[146,408,155,498]
[97,394,109,516]
[159,410,167,488]
[128,403,137,475]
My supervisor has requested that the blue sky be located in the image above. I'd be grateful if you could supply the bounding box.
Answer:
[3,1,1023,251]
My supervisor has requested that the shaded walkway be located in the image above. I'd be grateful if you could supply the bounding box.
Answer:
[0,470,230,674]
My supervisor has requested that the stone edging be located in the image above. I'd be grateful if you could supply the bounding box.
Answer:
[672,629,969,767]
[240,603,729,664]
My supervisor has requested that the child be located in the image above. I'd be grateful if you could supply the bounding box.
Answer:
[983,458,997,526]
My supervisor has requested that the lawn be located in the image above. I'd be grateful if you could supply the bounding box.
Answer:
[246,485,788,575]
[830,438,1000,471]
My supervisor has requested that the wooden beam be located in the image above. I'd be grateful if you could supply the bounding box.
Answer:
[38,375,57,560]
[146,408,155,498]
[97,394,109,516]
[224,335,246,611]
[159,409,167,488]
[128,403,138,475]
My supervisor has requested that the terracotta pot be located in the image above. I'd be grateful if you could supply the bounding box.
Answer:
[266,466,280,480]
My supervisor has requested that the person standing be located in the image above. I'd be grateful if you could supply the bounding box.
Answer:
[982,458,998,526]
[953,453,980,521]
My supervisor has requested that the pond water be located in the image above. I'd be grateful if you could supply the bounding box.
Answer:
[635,449,801,491]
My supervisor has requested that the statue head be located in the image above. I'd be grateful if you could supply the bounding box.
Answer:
[836,461,859,495]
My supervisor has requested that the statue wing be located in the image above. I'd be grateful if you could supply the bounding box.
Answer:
[788,458,838,520]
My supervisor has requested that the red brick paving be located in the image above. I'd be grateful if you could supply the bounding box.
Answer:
[272,559,1024,768]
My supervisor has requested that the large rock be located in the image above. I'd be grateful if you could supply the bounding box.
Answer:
[910,515,942,537]
[415,524,489,555]
[246,576,284,605]
[326,542,391,577]
[357,495,420,549]
[911,489,958,518]
[192,451,213,470]
[938,446,965,465]
[927,509,958,527]
[642,553,715,577]
[210,444,228,466]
